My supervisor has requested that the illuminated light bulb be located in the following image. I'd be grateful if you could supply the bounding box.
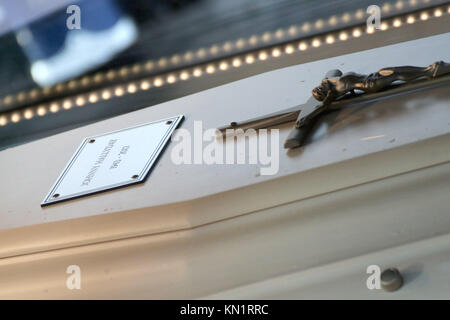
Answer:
[275,29,284,39]
[55,84,65,93]
[285,45,295,54]
[448,5,450,14]
[395,1,404,10]
[145,61,155,71]
[420,12,429,20]
[167,54,181,67]
[106,70,116,80]
[153,77,164,87]
[131,64,141,74]
[315,19,324,29]
[195,49,206,59]
[49,103,59,113]
[193,68,202,77]
[353,28,362,37]
[17,92,26,102]
[0,115,7,126]
[301,22,311,32]
[261,32,271,43]
[94,73,104,83]
[158,57,168,68]
[76,96,86,106]
[209,46,219,55]
[3,95,12,105]
[102,90,112,100]
[81,76,90,86]
[37,106,47,116]
[68,80,77,89]
[206,65,215,74]
[119,67,129,77]
[355,9,365,19]
[11,112,20,123]
[249,35,259,45]
[312,38,321,47]
[258,51,268,61]
[63,100,72,110]
[140,81,151,90]
[434,9,443,17]
[339,32,348,41]
[299,42,308,51]
[288,25,298,36]
[232,58,242,67]
[341,13,351,23]
[380,22,388,31]
[167,74,177,83]
[180,71,190,80]
[393,19,402,27]
[24,109,33,119]
[88,93,98,103]
[409,0,417,6]
[170,55,181,65]
[245,55,255,64]
[236,38,246,49]
[219,61,229,70]
[382,3,391,12]
[114,87,124,97]
[271,48,281,57]
[183,52,194,62]
[42,87,52,95]
[366,25,375,34]
[326,35,335,44]
[29,89,39,99]
[328,16,338,26]
[222,42,233,52]
[127,84,137,93]
[407,15,415,24]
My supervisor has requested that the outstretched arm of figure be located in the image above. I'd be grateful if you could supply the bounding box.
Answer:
[383,61,450,81]
[363,61,450,93]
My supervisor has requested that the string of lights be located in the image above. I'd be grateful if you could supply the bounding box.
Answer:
[0,2,448,127]
[0,0,442,110]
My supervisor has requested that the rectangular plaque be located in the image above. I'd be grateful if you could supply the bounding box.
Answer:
[41,115,184,206]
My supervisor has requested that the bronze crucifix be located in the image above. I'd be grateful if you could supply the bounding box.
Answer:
[217,61,450,149]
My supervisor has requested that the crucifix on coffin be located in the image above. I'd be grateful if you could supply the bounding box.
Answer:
[217,61,450,150]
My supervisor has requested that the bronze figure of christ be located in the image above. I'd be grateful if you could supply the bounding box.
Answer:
[217,61,450,149]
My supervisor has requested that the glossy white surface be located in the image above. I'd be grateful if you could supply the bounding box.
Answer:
[1,161,450,299]
[1,33,449,229]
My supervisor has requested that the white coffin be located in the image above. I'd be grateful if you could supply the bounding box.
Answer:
[0,33,449,299]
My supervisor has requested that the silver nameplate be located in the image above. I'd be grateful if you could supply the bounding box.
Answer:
[41,115,184,206]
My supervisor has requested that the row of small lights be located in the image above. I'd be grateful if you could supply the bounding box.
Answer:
[0,4,448,127]
[0,0,440,109]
